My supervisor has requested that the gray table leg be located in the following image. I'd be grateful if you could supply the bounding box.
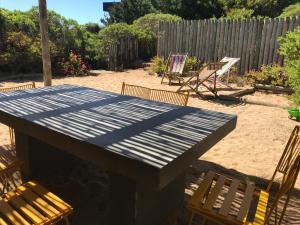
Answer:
[110,172,185,225]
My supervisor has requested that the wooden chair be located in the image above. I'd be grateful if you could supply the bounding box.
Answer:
[0,163,73,225]
[150,89,189,106]
[161,53,188,85]
[121,83,189,106]
[121,82,150,99]
[187,126,300,225]
[177,63,225,97]
[0,148,22,195]
[0,82,36,152]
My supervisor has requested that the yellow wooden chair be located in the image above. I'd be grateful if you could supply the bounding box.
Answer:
[0,82,36,152]
[0,149,22,195]
[121,82,151,99]
[0,164,73,225]
[121,82,190,106]
[150,89,189,106]
[187,126,300,225]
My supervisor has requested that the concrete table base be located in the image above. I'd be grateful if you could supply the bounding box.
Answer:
[16,131,185,225]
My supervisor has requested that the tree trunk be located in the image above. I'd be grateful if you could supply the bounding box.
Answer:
[39,0,52,86]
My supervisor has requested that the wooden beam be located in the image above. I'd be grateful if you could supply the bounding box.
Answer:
[38,0,52,86]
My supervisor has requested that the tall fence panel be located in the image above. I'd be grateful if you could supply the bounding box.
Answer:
[157,16,300,74]
[108,38,156,71]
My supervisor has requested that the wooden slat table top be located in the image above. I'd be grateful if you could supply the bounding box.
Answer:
[0,85,237,189]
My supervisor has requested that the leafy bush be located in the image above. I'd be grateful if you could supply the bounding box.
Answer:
[57,51,90,76]
[245,64,287,86]
[133,13,181,40]
[183,56,198,74]
[279,3,300,18]
[279,26,300,104]
[0,32,41,73]
[150,56,166,75]
[224,8,254,19]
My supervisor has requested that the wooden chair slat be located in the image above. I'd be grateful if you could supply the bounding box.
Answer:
[203,175,226,210]
[0,217,8,225]
[5,191,47,224]
[121,83,189,106]
[236,182,255,221]
[189,171,215,207]
[219,178,240,216]
[0,200,30,225]
[26,181,72,213]
[16,185,61,218]
[252,190,269,225]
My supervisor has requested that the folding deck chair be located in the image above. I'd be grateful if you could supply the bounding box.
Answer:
[177,63,224,97]
[217,57,240,86]
[161,53,188,85]
[177,57,240,97]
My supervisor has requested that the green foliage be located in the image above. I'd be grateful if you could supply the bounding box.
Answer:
[245,65,287,86]
[0,31,41,72]
[279,26,300,104]
[224,8,254,19]
[150,56,166,75]
[279,3,300,18]
[222,0,298,18]
[103,0,157,24]
[57,51,90,76]
[183,56,198,74]
[133,13,181,40]
[0,7,100,74]
[97,23,140,57]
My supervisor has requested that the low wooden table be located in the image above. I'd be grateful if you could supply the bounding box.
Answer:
[0,85,237,225]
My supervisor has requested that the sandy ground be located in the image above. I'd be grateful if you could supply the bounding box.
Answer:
[0,69,299,224]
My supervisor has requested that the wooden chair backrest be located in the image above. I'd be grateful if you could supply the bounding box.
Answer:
[267,126,300,191]
[121,82,150,99]
[167,53,187,74]
[150,89,189,106]
[121,83,189,106]
[0,82,36,92]
[264,155,300,225]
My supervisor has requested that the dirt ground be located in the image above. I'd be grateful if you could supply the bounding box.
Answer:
[0,68,299,224]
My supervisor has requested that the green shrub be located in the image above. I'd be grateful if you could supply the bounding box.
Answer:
[183,56,198,74]
[245,64,287,86]
[133,13,181,40]
[150,56,166,75]
[0,31,41,73]
[279,26,300,104]
[224,8,254,19]
[279,3,300,18]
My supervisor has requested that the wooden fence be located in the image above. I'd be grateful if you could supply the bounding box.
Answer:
[157,16,300,74]
[108,38,156,71]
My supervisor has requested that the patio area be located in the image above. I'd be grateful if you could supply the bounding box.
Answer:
[0,68,299,224]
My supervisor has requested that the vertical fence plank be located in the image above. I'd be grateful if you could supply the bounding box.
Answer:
[195,20,201,58]
[248,19,257,71]
[273,18,282,64]
[263,18,273,65]
[268,18,278,64]
[229,20,236,57]
[244,19,252,73]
